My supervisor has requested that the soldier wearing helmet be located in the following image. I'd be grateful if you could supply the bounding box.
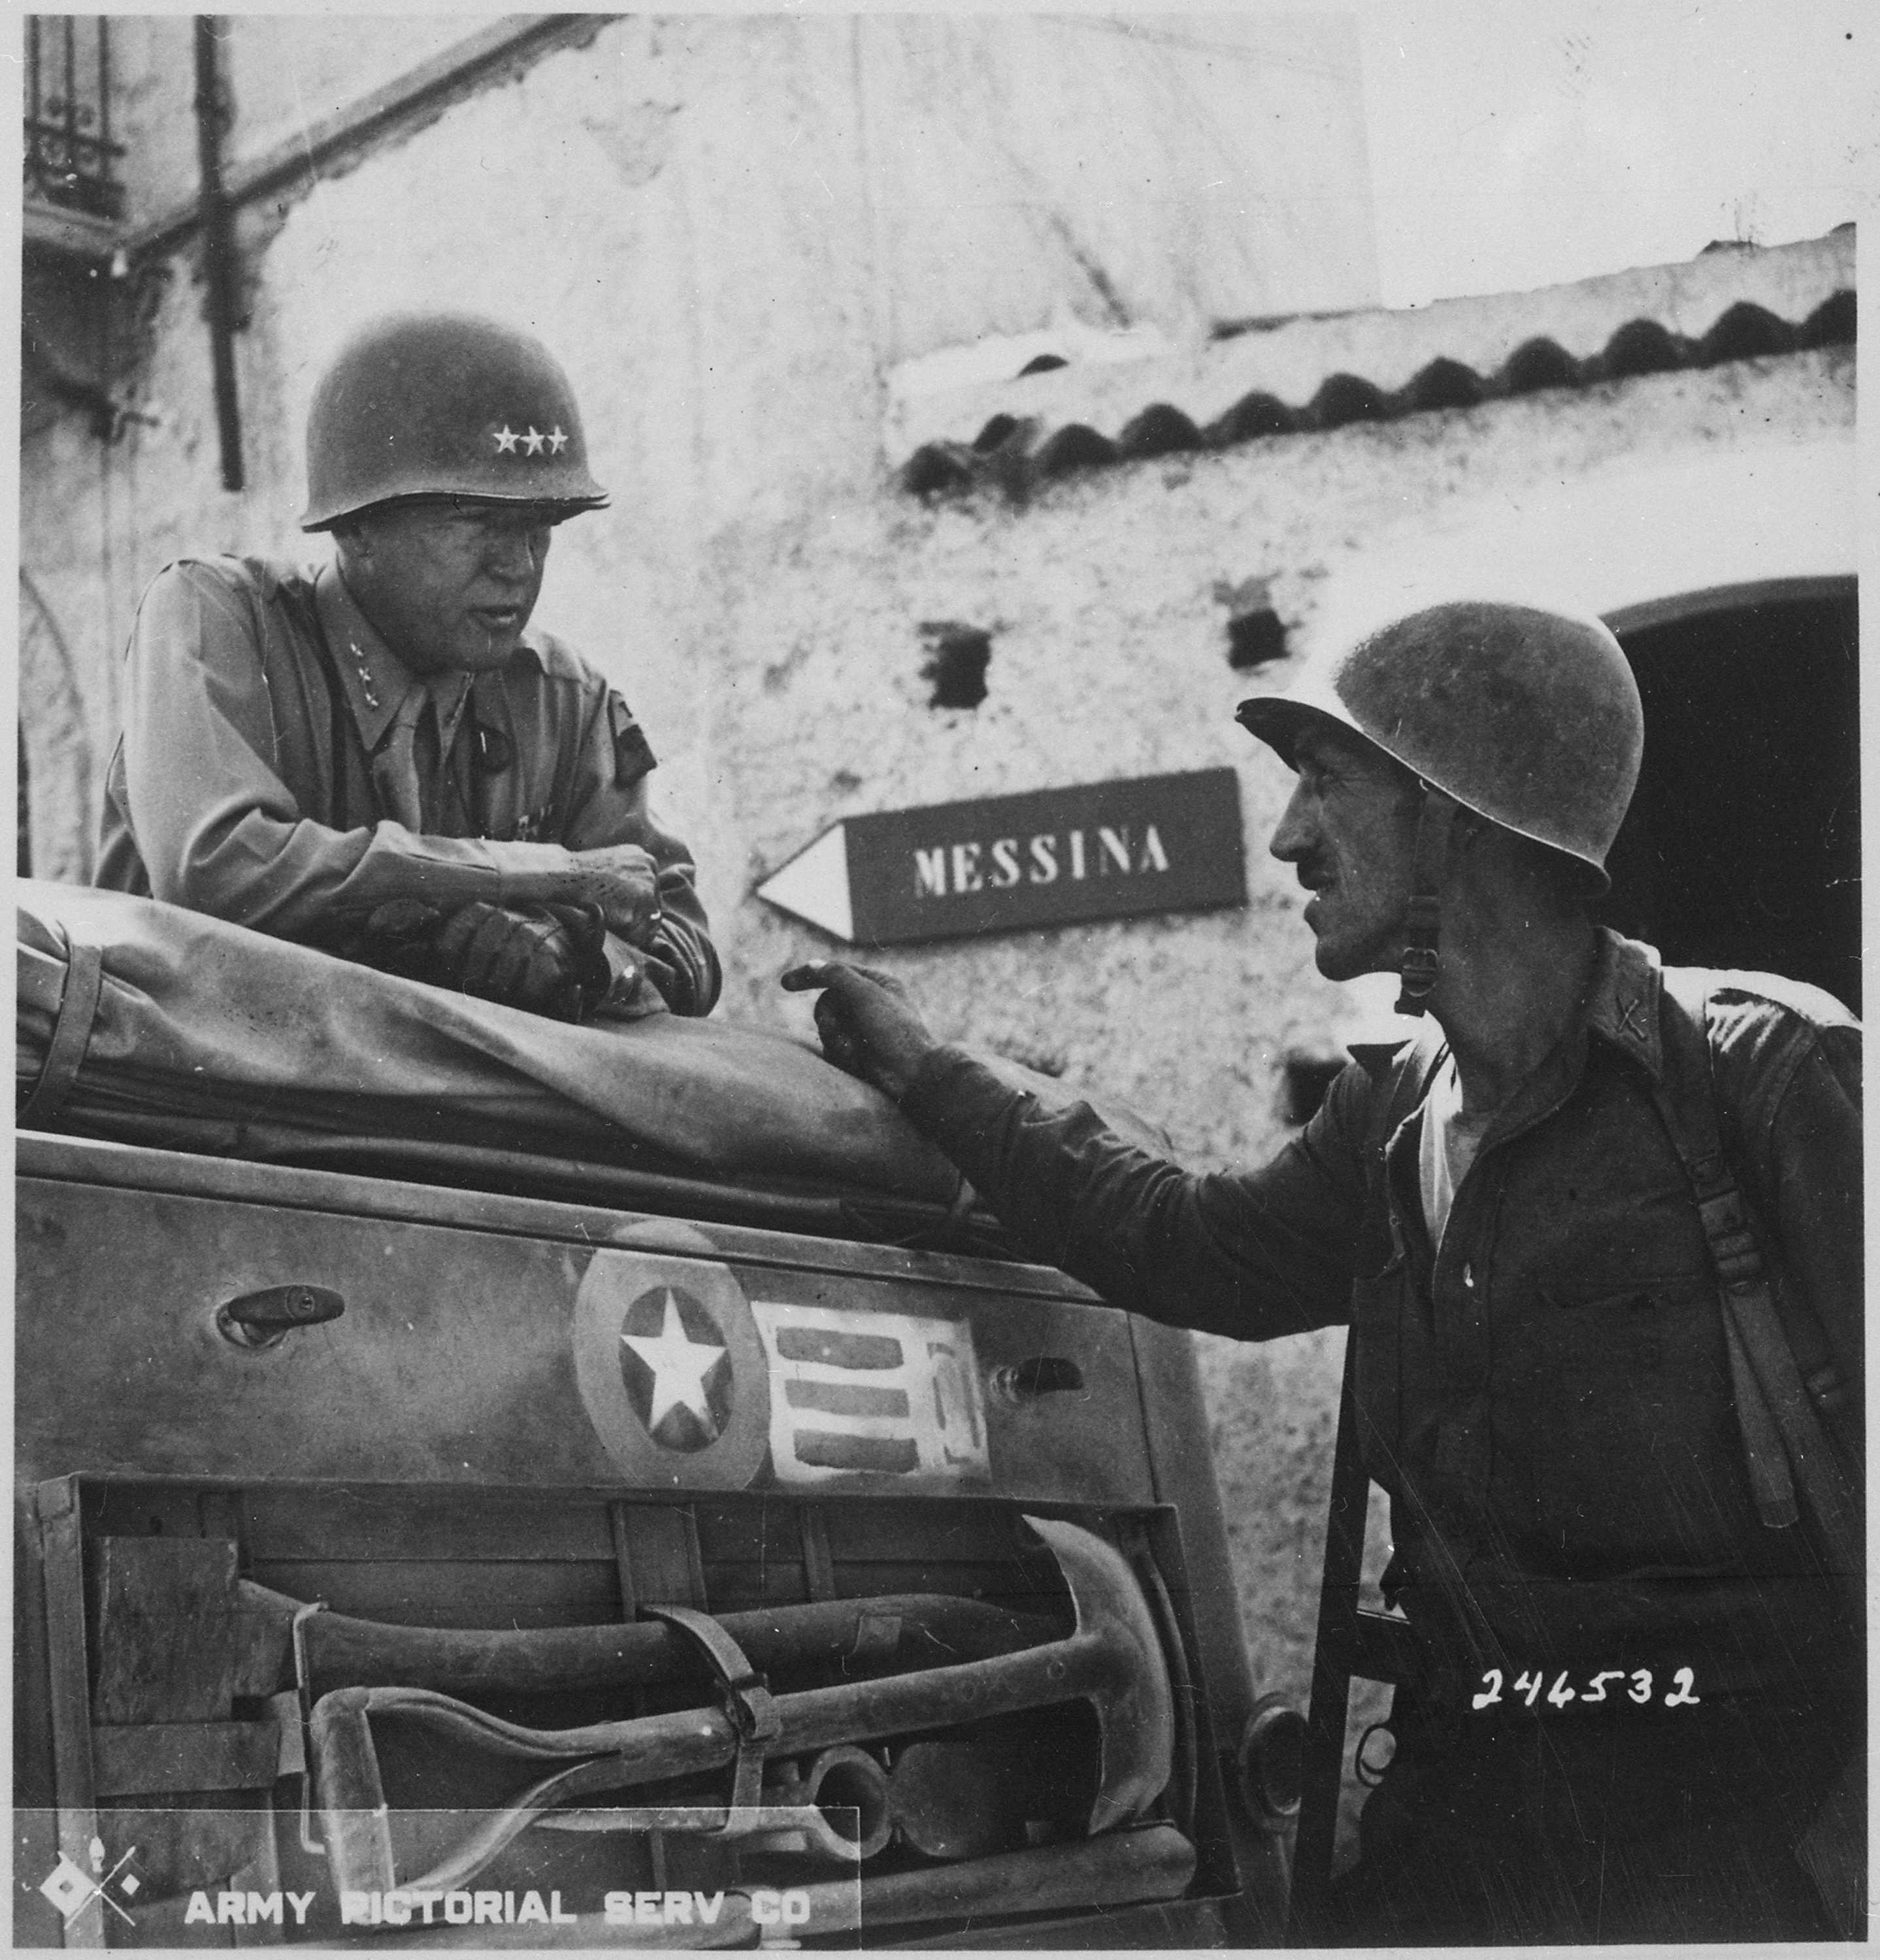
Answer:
[97,312,721,1021]
[783,598,1862,1944]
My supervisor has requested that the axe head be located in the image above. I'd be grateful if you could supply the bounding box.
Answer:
[1023,1516,1175,1833]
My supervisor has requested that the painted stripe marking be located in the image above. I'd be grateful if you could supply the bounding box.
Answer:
[775,1328,905,1371]
[792,1432,921,1474]
[783,1379,912,1419]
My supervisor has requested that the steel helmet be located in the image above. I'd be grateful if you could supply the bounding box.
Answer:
[300,313,610,531]
[1236,599,1643,893]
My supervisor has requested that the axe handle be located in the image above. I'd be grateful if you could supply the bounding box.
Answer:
[240,1581,1057,1695]
[320,1632,1123,1776]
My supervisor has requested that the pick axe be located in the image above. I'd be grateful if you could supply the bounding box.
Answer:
[311,1516,1175,1895]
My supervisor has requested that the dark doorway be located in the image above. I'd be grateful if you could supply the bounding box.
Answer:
[1596,583,1858,1014]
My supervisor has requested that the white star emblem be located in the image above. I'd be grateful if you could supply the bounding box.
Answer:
[621,1291,727,1438]
[548,425,569,453]
[493,425,519,453]
[522,425,546,455]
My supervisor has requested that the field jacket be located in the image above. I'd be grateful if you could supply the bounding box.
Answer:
[901,930,1862,1698]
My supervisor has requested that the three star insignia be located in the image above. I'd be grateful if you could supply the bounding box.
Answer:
[346,637,380,710]
[620,1289,729,1442]
[491,424,569,456]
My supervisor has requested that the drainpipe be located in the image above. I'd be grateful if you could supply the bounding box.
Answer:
[193,15,243,491]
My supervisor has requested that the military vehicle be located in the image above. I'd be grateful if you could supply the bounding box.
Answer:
[16,883,1303,1948]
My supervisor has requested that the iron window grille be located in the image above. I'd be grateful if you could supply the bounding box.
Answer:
[24,16,125,222]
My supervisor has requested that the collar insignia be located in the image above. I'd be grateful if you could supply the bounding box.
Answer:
[348,638,380,710]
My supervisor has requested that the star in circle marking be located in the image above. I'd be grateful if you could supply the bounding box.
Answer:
[620,1290,727,1439]
[547,425,569,454]
[493,425,520,453]
[522,425,546,455]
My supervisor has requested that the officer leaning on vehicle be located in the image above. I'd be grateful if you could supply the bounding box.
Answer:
[785,600,1863,1945]
[98,312,721,1023]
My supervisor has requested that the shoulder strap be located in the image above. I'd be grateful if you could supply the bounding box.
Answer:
[1651,972,1862,1590]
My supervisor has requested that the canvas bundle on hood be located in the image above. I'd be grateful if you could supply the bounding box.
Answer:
[17,884,1164,1200]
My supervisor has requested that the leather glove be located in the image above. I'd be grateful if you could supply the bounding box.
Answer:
[432,900,614,1021]
[322,899,448,983]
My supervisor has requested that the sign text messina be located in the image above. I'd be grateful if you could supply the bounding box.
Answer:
[757,768,1246,945]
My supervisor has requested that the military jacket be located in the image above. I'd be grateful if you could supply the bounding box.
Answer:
[900,932,1861,1696]
[97,555,719,1015]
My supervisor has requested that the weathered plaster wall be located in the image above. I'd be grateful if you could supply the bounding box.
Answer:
[95,16,525,227]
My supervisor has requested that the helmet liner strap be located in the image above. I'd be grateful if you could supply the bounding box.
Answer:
[1394,785,1459,1017]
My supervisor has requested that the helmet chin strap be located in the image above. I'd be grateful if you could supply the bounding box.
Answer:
[1394,783,1460,1017]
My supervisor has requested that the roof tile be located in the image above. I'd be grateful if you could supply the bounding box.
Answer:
[901,442,977,497]
[1500,336,1581,395]
[1210,390,1298,444]
[1118,402,1204,458]
[1694,300,1798,365]
[1801,288,1856,348]
[1404,355,1487,412]
[1599,317,1688,379]
[1034,423,1119,476]
[1310,372,1397,429]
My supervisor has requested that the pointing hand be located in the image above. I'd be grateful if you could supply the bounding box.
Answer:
[780,962,938,1102]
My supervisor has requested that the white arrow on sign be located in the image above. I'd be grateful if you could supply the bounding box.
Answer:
[755,824,853,940]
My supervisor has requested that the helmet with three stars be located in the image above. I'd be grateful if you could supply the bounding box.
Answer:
[300,312,610,531]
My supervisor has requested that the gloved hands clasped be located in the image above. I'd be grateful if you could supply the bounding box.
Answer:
[323,845,678,1022]
[780,962,942,1101]
[331,898,642,1022]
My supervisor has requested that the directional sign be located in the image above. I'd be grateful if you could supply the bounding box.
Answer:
[756,768,1245,945]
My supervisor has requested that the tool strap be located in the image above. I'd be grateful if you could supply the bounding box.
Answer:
[641,1604,780,1818]
[19,938,104,1131]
